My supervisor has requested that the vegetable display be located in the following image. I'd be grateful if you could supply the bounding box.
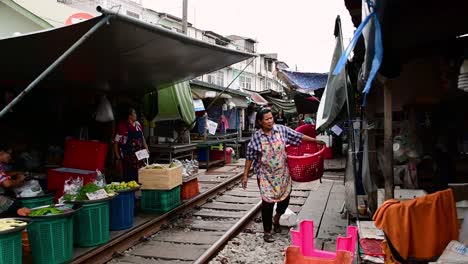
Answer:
[105,181,139,192]
[64,182,116,202]
[0,219,27,232]
[29,206,63,217]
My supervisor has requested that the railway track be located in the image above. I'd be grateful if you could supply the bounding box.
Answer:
[70,164,314,264]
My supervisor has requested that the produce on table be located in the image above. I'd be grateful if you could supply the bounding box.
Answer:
[64,182,116,202]
[144,164,165,169]
[29,206,63,216]
[105,181,139,192]
[0,219,27,231]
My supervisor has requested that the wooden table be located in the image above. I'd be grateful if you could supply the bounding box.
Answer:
[149,143,197,163]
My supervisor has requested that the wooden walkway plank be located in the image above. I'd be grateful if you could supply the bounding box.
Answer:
[216,195,260,204]
[201,202,253,211]
[289,197,307,205]
[290,191,310,198]
[181,220,236,231]
[131,241,207,261]
[193,209,244,219]
[114,255,191,264]
[223,190,260,197]
[152,230,223,244]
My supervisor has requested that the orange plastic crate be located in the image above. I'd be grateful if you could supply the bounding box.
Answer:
[181,178,200,200]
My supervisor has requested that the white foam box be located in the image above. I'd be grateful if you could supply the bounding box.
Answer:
[377,188,427,208]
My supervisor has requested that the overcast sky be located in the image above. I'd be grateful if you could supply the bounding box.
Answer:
[142,0,355,73]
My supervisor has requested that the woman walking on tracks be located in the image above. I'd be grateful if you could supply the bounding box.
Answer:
[242,108,324,242]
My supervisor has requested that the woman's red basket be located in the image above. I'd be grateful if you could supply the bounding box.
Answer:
[286,142,325,182]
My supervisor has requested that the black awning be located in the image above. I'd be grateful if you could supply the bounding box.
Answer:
[0,11,254,95]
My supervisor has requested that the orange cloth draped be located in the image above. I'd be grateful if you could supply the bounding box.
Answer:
[373,189,459,263]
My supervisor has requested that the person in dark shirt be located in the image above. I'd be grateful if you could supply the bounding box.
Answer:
[0,143,30,217]
[275,110,287,126]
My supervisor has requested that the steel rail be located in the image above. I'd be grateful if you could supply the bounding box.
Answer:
[71,172,244,264]
[193,200,262,264]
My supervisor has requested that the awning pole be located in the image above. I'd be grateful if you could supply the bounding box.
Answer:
[383,79,394,200]
[0,15,111,119]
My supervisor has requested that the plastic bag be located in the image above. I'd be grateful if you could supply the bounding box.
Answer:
[460,210,468,245]
[273,204,298,227]
[94,169,106,188]
[14,180,43,198]
[95,95,114,122]
[59,177,83,203]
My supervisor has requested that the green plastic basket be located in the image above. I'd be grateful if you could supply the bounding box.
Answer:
[0,231,22,264]
[28,216,73,264]
[141,186,181,213]
[73,201,109,247]
[20,194,54,209]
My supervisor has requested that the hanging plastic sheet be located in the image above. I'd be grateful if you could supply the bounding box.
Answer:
[332,0,383,106]
[154,82,196,127]
[352,119,378,195]
[316,16,349,132]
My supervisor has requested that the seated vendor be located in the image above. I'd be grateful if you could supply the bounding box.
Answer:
[0,144,30,217]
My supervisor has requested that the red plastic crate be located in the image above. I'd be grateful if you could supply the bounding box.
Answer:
[47,139,108,201]
[210,149,232,164]
[181,178,200,200]
[62,139,107,170]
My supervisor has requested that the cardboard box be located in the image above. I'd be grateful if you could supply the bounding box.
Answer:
[139,164,182,190]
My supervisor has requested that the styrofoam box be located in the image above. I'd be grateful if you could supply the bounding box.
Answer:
[377,188,427,208]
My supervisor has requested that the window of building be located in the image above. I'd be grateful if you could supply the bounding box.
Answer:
[215,71,224,86]
[239,75,252,90]
[126,10,140,19]
[265,81,272,90]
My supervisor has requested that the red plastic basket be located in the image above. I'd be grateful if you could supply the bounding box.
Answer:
[286,142,325,182]
[181,178,200,200]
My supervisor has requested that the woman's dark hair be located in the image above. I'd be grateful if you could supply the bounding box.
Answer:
[0,143,12,153]
[127,107,136,117]
[256,108,272,124]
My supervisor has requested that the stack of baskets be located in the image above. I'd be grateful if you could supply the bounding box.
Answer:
[139,164,183,213]
[286,142,325,182]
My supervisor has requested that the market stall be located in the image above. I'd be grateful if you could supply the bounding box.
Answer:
[322,0,468,262]
[189,80,250,168]
[0,6,254,264]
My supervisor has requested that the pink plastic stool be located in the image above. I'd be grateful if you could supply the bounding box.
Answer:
[290,220,358,259]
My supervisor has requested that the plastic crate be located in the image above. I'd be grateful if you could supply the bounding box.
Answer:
[19,194,54,209]
[73,201,109,247]
[0,231,22,264]
[141,187,181,213]
[109,191,135,231]
[181,178,200,200]
[197,149,208,162]
[211,149,232,164]
[28,216,74,264]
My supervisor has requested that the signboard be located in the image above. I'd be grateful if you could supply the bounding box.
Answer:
[86,189,108,200]
[66,13,94,25]
[193,99,205,112]
[135,149,150,161]
[207,120,218,135]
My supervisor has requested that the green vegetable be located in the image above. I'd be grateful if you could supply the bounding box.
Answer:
[30,206,63,216]
[63,194,76,202]
[76,183,101,201]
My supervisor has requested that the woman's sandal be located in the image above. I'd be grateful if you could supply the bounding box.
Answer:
[263,233,275,243]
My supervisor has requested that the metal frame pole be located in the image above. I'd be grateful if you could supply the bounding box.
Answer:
[0,15,111,119]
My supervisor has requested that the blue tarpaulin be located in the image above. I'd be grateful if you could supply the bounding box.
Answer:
[279,70,328,91]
